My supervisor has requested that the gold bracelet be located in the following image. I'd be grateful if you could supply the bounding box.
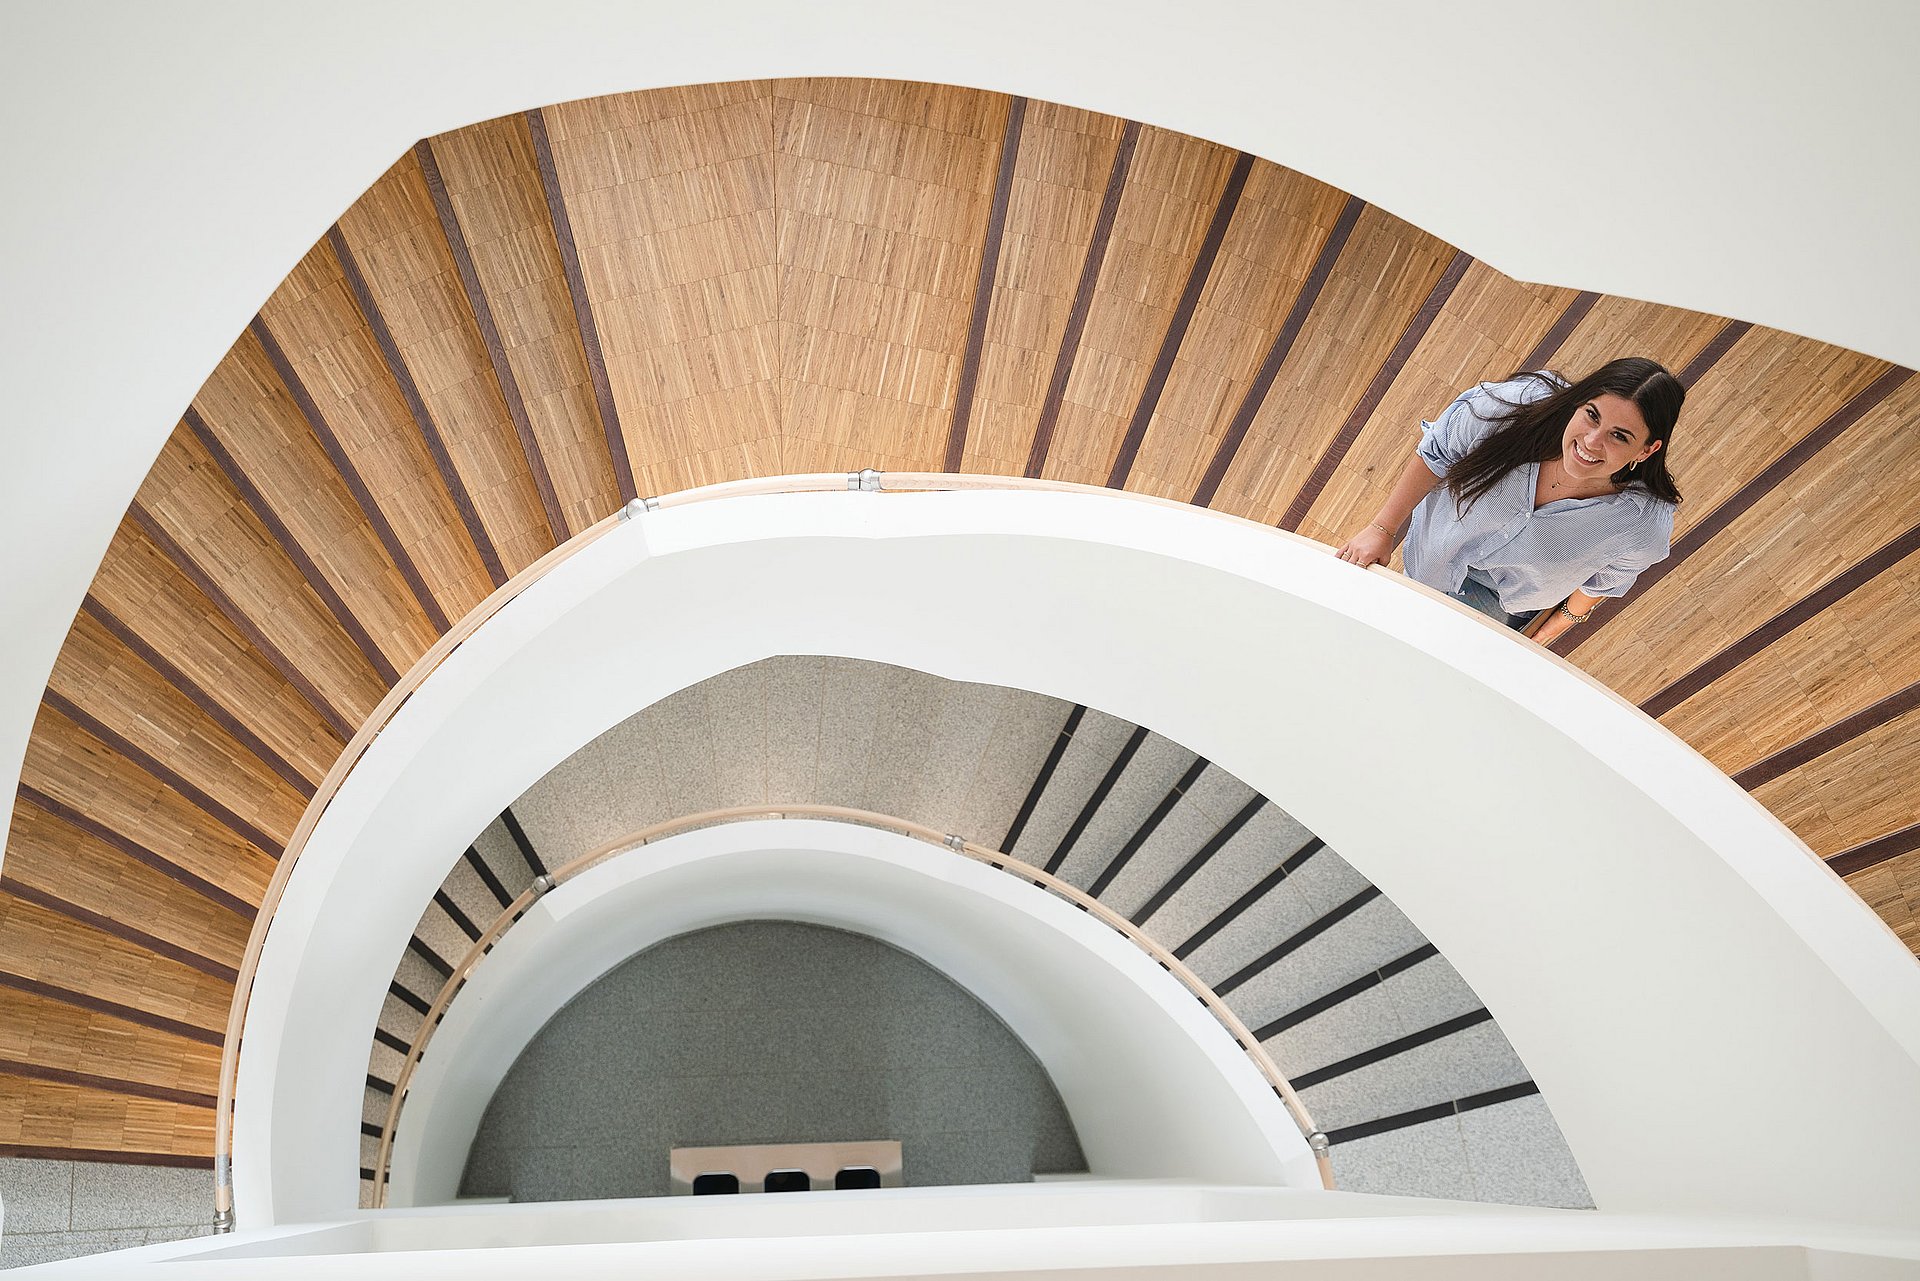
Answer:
[1368,521,1394,538]
[1557,602,1595,625]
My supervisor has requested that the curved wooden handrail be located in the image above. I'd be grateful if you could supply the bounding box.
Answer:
[368,804,1335,1203]
[216,470,1358,1225]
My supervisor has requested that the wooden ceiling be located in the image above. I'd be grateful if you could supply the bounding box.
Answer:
[3,79,1914,1166]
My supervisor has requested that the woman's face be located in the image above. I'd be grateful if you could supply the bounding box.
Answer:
[1562,392,1662,482]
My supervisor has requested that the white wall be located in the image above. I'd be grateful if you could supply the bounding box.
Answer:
[4,0,1918,854]
[387,820,1313,1204]
[235,488,1920,1234]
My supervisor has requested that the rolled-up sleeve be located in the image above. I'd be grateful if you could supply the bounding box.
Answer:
[1578,504,1676,598]
[1416,385,1503,478]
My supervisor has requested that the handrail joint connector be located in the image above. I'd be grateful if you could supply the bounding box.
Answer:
[621,496,662,520]
[848,468,883,492]
[531,873,557,897]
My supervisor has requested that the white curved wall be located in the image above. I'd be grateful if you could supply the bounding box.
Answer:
[235,488,1920,1233]
[3,1,1918,850]
[387,819,1312,1204]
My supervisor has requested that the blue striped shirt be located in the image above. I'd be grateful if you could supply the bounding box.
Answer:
[1404,374,1676,614]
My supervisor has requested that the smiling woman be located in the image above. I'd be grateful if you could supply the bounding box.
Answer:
[1336,359,1685,645]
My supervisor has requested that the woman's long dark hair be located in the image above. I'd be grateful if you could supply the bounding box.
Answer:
[1446,357,1684,513]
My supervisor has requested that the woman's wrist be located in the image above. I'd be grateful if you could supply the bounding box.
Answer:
[1367,520,1396,539]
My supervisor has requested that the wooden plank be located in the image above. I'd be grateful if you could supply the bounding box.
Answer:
[0,879,235,984]
[1735,678,1920,791]
[541,83,782,495]
[0,1059,213,1111]
[0,982,221,1096]
[1677,319,1754,387]
[944,95,1027,471]
[525,107,635,505]
[0,1074,211,1160]
[774,80,1008,476]
[1840,845,1920,954]
[1518,291,1598,370]
[1754,705,1920,860]
[0,972,220,1049]
[89,517,343,782]
[13,787,255,921]
[327,224,508,586]
[0,893,232,1035]
[413,138,571,546]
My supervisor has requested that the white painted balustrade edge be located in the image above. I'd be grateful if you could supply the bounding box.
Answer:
[234,485,1920,1234]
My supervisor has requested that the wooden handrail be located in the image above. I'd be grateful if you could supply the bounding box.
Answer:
[368,805,1335,1203]
[214,471,1344,1226]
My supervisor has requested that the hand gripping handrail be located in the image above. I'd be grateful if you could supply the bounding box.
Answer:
[366,805,1335,1204]
[214,471,1343,1228]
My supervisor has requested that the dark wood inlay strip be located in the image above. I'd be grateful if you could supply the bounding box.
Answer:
[944,95,1027,473]
[387,981,431,1019]
[0,1056,217,1110]
[1215,885,1382,997]
[0,878,238,983]
[499,806,547,880]
[327,225,507,588]
[1558,365,1914,655]
[250,317,451,633]
[0,971,222,1046]
[1325,1081,1540,1146]
[1828,824,1920,879]
[1676,318,1753,388]
[415,139,570,543]
[127,502,358,740]
[433,887,481,941]
[79,596,316,798]
[14,784,256,920]
[1086,754,1210,901]
[1290,1007,1494,1090]
[1131,793,1265,926]
[407,934,455,980]
[373,1026,410,1056]
[367,1073,396,1096]
[1277,248,1471,530]
[1735,681,1920,791]
[0,1144,213,1169]
[362,1120,385,1139]
[1045,723,1146,875]
[1109,150,1256,489]
[1252,940,1438,1041]
[1026,121,1141,478]
[465,844,515,910]
[181,407,400,685]
[41,689,281,859]
[1641,519,1920,718]
[1517,290,1599,372]
[1000,705,1086,853]
[1172,835,1325,962]
[1190,193,1366,508]
[525,107,634,508]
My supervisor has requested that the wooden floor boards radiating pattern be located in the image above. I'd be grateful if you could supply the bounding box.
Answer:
[6,78,1917,1163]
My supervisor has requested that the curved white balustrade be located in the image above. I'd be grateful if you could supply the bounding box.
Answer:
[235,484,1920,1234]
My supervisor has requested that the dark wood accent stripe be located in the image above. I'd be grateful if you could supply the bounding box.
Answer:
[525,107,634,508]
[0,1144,214,1170]
[433,888,482,941]
[1277,249,1472,531]
[387,981,431,1019]
[0,971,223,1046]
[1641,519,1920,718]
[128,502,357,740]
[367,1073,396,1096]
[1190,193,1367,508]
[415,139,571,544]
[944,95,1027,472]
[1735,680,1920,791]
[1026,121,1141,478]
[15,784,256,920]
[0,878,238,983]
[327,225,507,588]
[1325,1080,1540,1146]
[1215,885,1381,997]
[1108,150,1255,489]
[1290,1008,1494,1090]
[41,689,281,858]
[1045,723,1146,875]
[1558,365,1914,655]
[407,935,455,980]
[79,596,315,798]
[1676,319,1753,387]
[465,844,515,910]
[0,1057,217,1110]
[1087,754,1210,900]
[499,806,547,880]
[1252,941,1439,1041]
[1001,705,1086,852]
[250,317,451,633]
[180,406,400,685]
[362,1120,385,1139]
[1517,290,1599,372]
[373,1026,410,1056]
[1828,825,1920,878]
[1172,835,1325,962]
[1131,794,1265,926]
[360,1166,378,1182]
